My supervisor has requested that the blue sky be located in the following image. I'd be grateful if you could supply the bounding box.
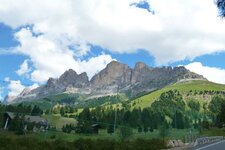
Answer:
[1,0,225,101]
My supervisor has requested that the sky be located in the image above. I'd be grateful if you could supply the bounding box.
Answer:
[1,0,225,101]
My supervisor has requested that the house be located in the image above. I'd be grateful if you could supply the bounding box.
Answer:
[91,124,101,134]
[3,112,48,131]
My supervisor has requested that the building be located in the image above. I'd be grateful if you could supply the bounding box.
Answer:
[91,124,101,134]
[3,112,48,131]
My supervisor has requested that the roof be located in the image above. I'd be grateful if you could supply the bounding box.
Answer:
[24,115,47,123]
[4,112,47,124]
[5,112,15,119]
[91,124,100,127]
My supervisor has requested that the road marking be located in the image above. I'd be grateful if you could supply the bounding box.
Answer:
[196,140,225,150]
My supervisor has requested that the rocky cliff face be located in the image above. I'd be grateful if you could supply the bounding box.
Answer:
[58,69,89,88]
[5,61,206,103]
[90,61,132,93]
[131,62,153,83]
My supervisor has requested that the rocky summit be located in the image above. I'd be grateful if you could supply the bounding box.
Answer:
[4,61,206,103]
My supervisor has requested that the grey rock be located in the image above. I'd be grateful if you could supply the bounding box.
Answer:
[90,61,132,92]
[6,61,206,104]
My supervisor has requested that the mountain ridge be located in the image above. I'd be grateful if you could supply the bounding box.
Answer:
[4,61,206,104]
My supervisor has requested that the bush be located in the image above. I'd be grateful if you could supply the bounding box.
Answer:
[159,123,170,141]
[50,134,56,139]
[0,136,167,150]
[107,125,114,135]
[62,124,74,133]
[119,126,133,141]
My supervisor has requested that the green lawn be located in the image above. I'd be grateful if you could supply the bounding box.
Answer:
[42,114,77,130]
[131,80,225,109]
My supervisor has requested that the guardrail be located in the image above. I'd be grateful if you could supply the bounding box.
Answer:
[194,136,224,147]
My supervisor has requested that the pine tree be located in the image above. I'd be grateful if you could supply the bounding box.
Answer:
[172,111,184,129]
[216,102,225,127]
[143,125,148,133]
[31,105,42,116]
[138,125,142,133]
[107,125,114,135]
[60,107,65,116]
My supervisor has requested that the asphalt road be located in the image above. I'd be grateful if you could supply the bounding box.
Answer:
[194,140,225,150]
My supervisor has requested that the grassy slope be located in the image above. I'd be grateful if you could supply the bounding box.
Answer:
[20,93,70,109]
[42,114,77,130]
[131,80,225,109]
[19,80,225,111]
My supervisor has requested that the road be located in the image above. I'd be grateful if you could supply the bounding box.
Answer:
[194,140,225,150]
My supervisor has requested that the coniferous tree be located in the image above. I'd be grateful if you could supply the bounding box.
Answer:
[141,108,150,129]
[107,125,114,135]
[60,107,65,116]
[137,125,142,133]
[31,105,42,116]
[172,111,184,129]
[216,102,225,127]
[143,125,148,133]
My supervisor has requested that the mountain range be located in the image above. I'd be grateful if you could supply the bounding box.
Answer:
[4,61,205,104]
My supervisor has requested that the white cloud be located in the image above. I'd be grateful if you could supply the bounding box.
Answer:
[79,54,116,78]
[29,83,39,90]
[14,28,114,82]
[0,0,225,82]
[185,62,225,84]
[5,79,39,100]
[7,80,25,97]
[16,59,30,76]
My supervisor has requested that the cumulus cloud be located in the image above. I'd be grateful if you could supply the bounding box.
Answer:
[14,28,114,82]
[79,54,116,78]
[16,59,30,76]
[7,80,25,97]
[0,0,225,65]
[29,83,39,90]
[0,0,225,84]
[185,62,225,84]
[5,79,39,98]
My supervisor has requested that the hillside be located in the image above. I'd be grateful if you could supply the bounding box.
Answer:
[16,79,225,111]
[130,79,225,109]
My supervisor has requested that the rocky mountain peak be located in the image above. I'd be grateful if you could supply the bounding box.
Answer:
[3,95,16,104]
[57,69,89,88]
[79,72,88,79]
[134,62,153,72]
[107,60,120,67]
[90,61,132,88]
[105,61,129,72]
[74,72,89,88]
[131,62,152,83]
[46,77,57,87]
[6,61,208,104]
[174,66,187,72]
[135,62,149,70]
[18,88,32,97]
[59,69,78,81]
